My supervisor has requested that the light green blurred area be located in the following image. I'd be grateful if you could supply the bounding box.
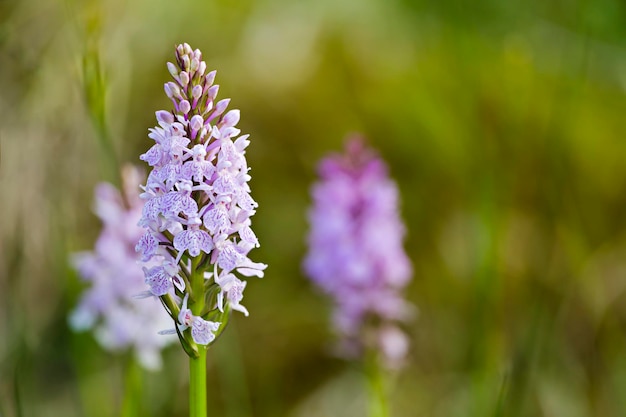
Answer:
[1,0,626,415]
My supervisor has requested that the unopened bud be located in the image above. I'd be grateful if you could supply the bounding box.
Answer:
[210,99,230,120]
[156,110,174,124]
[190,115,204,131]
[192,85,203,100]
[165,82,180,99]
[179,100,191,114]
[206,98,229,122]
[179,71,190,87]
[190,58,199,73]
[167,62,178,78]
[205,70,216,86]
[198,61,207,77]
[207,85,219,101]
[222,110,240,127]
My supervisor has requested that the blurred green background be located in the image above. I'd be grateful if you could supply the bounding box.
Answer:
[1,0,626,415]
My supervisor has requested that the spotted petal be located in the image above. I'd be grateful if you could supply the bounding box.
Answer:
[136,232,158,261]
[143,265,174,296]
[191,318,220,345]
[174,229,214,257]
[203,204,231,234]
[216,243,243,272]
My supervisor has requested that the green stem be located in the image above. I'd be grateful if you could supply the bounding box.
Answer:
[191,257,204,309]
[366,354,389,417]
[121,356,142,417]
[189,349,208,417]
[189,255,207,417]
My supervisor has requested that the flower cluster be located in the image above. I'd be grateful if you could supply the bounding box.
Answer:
[136,44,266,355]
[70,166,176,370]
[304,138,413,369]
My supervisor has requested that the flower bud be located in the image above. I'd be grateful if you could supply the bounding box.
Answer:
[179,100,191,115]
[164,82,180,99]
[179,71,190,88]
[190,57,199,73]
[222,110,240,128]
[207,85,219,102]
[156,110,174,124]
[190,115,204,131]
[207,98,230,122]
[198,61,207,76]
[205,70,217,87]
[192,85,203,100]
[167,62,178,78]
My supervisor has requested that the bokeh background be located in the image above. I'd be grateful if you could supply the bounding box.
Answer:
[2,0,626,415]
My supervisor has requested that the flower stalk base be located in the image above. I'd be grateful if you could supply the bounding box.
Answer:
[366,354,389,417]
[189,349,207,417]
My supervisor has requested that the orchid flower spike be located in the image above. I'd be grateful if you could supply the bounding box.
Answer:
[304,137,413,370]
[136,44,267,354]
[69,165,177,370]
